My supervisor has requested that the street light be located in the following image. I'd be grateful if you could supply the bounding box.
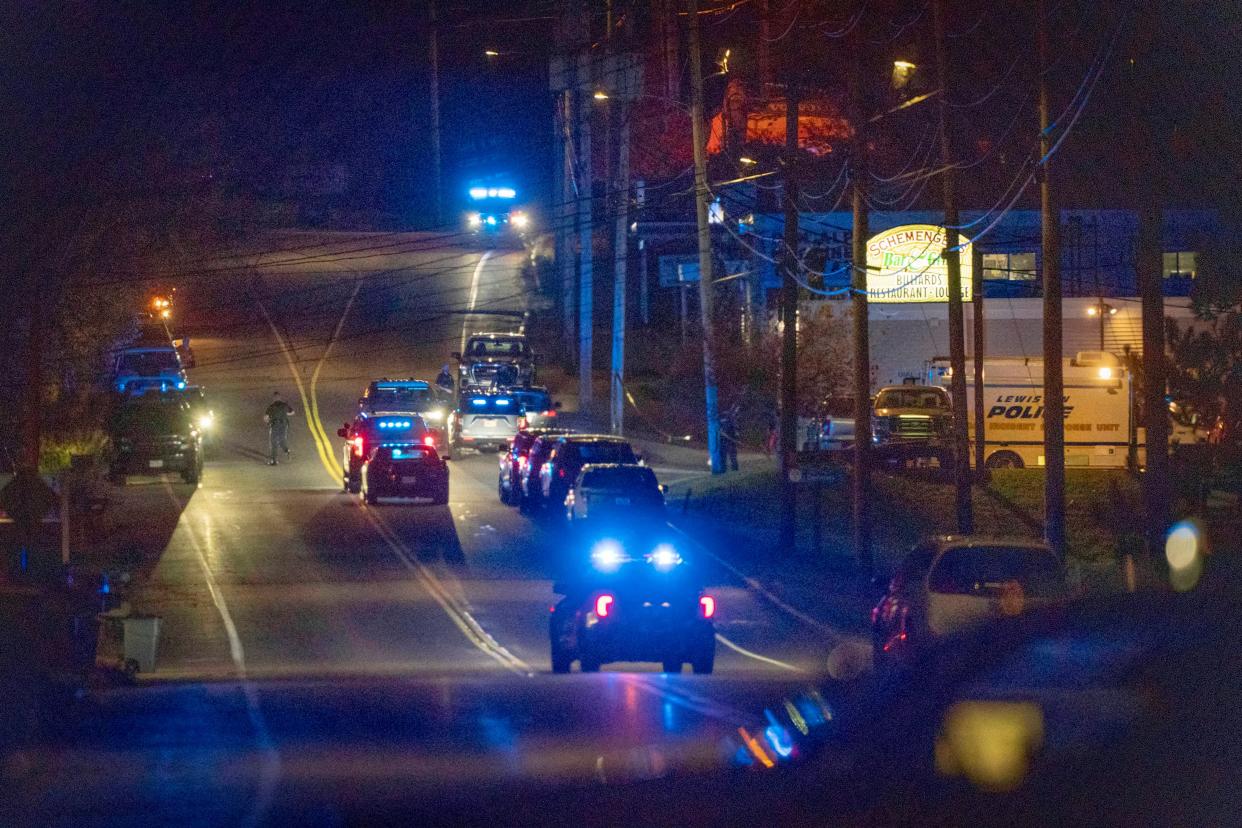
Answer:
[484,49,500,57]
[593,90,610,101]
[1087,300,1116,350]
[739,156,757,165]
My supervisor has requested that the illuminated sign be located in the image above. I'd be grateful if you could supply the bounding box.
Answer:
[865,224,973,303]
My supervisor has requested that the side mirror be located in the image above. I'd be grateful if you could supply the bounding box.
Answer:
[450,351,461,361]
[336,427,349,439]
[553,401,563,410]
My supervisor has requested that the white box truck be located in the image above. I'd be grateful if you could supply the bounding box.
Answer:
[929,351,1139,469]
[930,350,1206,469]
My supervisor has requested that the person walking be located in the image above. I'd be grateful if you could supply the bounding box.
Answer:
[264,392,294,466]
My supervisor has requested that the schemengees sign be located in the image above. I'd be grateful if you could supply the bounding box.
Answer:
[865,224,973,303]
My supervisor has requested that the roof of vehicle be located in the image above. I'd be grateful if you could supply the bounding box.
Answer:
[876,384,946,393]
[518,427,574,437]
[578,463,655,481]
[366,379,429,391]
[467,332,527,341]
[554,434,631,444]
[921,535,1055,553]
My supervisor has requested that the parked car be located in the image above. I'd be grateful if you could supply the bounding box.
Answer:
[564,464,666,523]
[538,436,639,515]
[511,387,562,429]
[871,536,1071,671]
[499,427,574,505]
[107,395,203,485]
[870,385,954,466]
[360,444,449,506]
[518,434,561,513]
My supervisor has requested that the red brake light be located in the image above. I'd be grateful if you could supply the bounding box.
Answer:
[595,594,614,618]
[545,409,557,417]
[517,455,528,468]
[699,595,716,618]
[352,436,365,457]
[423,435,435,447]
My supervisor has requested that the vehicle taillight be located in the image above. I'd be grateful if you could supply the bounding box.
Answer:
[544,409,557,418]
[517,455,528,468]
[352,436,365,457]
[699,595,716,618]
[595,594,614,618]
[558,467,566,478]
[423,435,435,447]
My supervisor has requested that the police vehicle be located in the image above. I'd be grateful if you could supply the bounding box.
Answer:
[357,379,450,457]
[360,444,449,506]
[449,392,523,453]
[336,414,434,494]
[454,332,535,391]
[548,533,716,674]
[464,184,530,243]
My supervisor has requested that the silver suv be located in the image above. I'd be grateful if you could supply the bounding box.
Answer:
[449,392,522,452]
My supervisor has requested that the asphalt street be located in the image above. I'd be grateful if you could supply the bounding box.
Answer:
[9,231,865,822]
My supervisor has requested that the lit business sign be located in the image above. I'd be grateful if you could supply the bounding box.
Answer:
[865,224,973,303]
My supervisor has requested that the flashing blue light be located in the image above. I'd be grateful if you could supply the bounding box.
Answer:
[176,380,186,390]
[393,448,404,458]
[648,544,682,571]
[485,215,497,226]
[471,398,487,407]
[494,399,511,407]
[468,187,488,199]
[590,539,626,572]
[377,419,413,430]
[764,724,794,759]
[376,381,429,390]
[496,187,516,199]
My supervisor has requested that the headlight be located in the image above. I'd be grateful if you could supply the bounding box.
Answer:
[647,543,682,571]
[590,539,626,572]
[468,213,482,228]
[423,408,446,423]
[197,413,214,429]
[511,212,529,229]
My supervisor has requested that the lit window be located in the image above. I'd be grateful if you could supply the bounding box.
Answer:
[982,252,1037,281]
[1163,251,1196,279]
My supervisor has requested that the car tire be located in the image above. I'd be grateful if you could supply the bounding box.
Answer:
[661,659,683,674]
[182,459,200,485]
[691,643,715,675]
[433,488,449,506]
[985,450,1024,469]
[498,479,509,504]
[363,484,379,505]
[550,642,572,674]
[346,475,361,495]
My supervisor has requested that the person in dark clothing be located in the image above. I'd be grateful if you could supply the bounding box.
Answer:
[264,392,294,465]
[435,364,454,400]
[719,406,740,472]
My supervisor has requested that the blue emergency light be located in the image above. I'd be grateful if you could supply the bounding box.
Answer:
[377,419,414,430]
[375,381,429,390]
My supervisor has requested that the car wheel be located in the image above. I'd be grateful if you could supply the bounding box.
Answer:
[661,659,683,674]
[498,479,509,504]
[362,484,379,505]
[691,642,715,675]
[182,459,200,485]
[986,450,1024,469]
[550,642,572,674]
[346,474,361,494]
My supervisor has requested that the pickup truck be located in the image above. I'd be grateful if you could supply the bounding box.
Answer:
[870,385,953,466]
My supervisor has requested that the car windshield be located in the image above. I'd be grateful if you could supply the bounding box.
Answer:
[368,387,432,408]
[116,351,179,376]
[875,388,949,409]
[928,546,1067,597]
[582,466,657,489]
[467,338,527,357]
[111,404,189,434]
[514,390,552,412]
[575,442,637,464]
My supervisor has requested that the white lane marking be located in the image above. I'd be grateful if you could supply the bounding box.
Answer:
[161,484,280,826]
[360,503,533,676]
[460,251,493,354]
[715,633,804,673]
[665,522,840,638]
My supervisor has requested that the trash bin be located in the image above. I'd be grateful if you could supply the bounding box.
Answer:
[122,615,161,673]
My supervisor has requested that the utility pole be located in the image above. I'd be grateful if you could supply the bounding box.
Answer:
[577,46,595,410]
[779,82,800,548]
[1038,0,1066,557]
[972,243,987,479]
[756,0,772,99]
[610,92,631,435]
[427,0,443,226]
[934,0,972,532]
[688,0,723,474]
[849,19,873,570]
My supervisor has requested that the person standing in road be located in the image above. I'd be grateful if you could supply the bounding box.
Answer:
[265,391,294,466]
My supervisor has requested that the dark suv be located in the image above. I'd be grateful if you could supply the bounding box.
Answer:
[498,427,574,505]
[538,435,639,514]
[108,396,203,484]
[337,414,432,494]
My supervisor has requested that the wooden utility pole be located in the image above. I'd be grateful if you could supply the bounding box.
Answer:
[849,19,873,570]
[688,0,723,473]
[934,0,973,532]
[559,86,577,349]
[972,244,987,479]
[1038,0,1066,557]
[427,0,443,226]
[779,83,800,548]
[577,47,595,409]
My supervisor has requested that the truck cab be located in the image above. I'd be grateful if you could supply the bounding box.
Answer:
[871,385,954,466]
